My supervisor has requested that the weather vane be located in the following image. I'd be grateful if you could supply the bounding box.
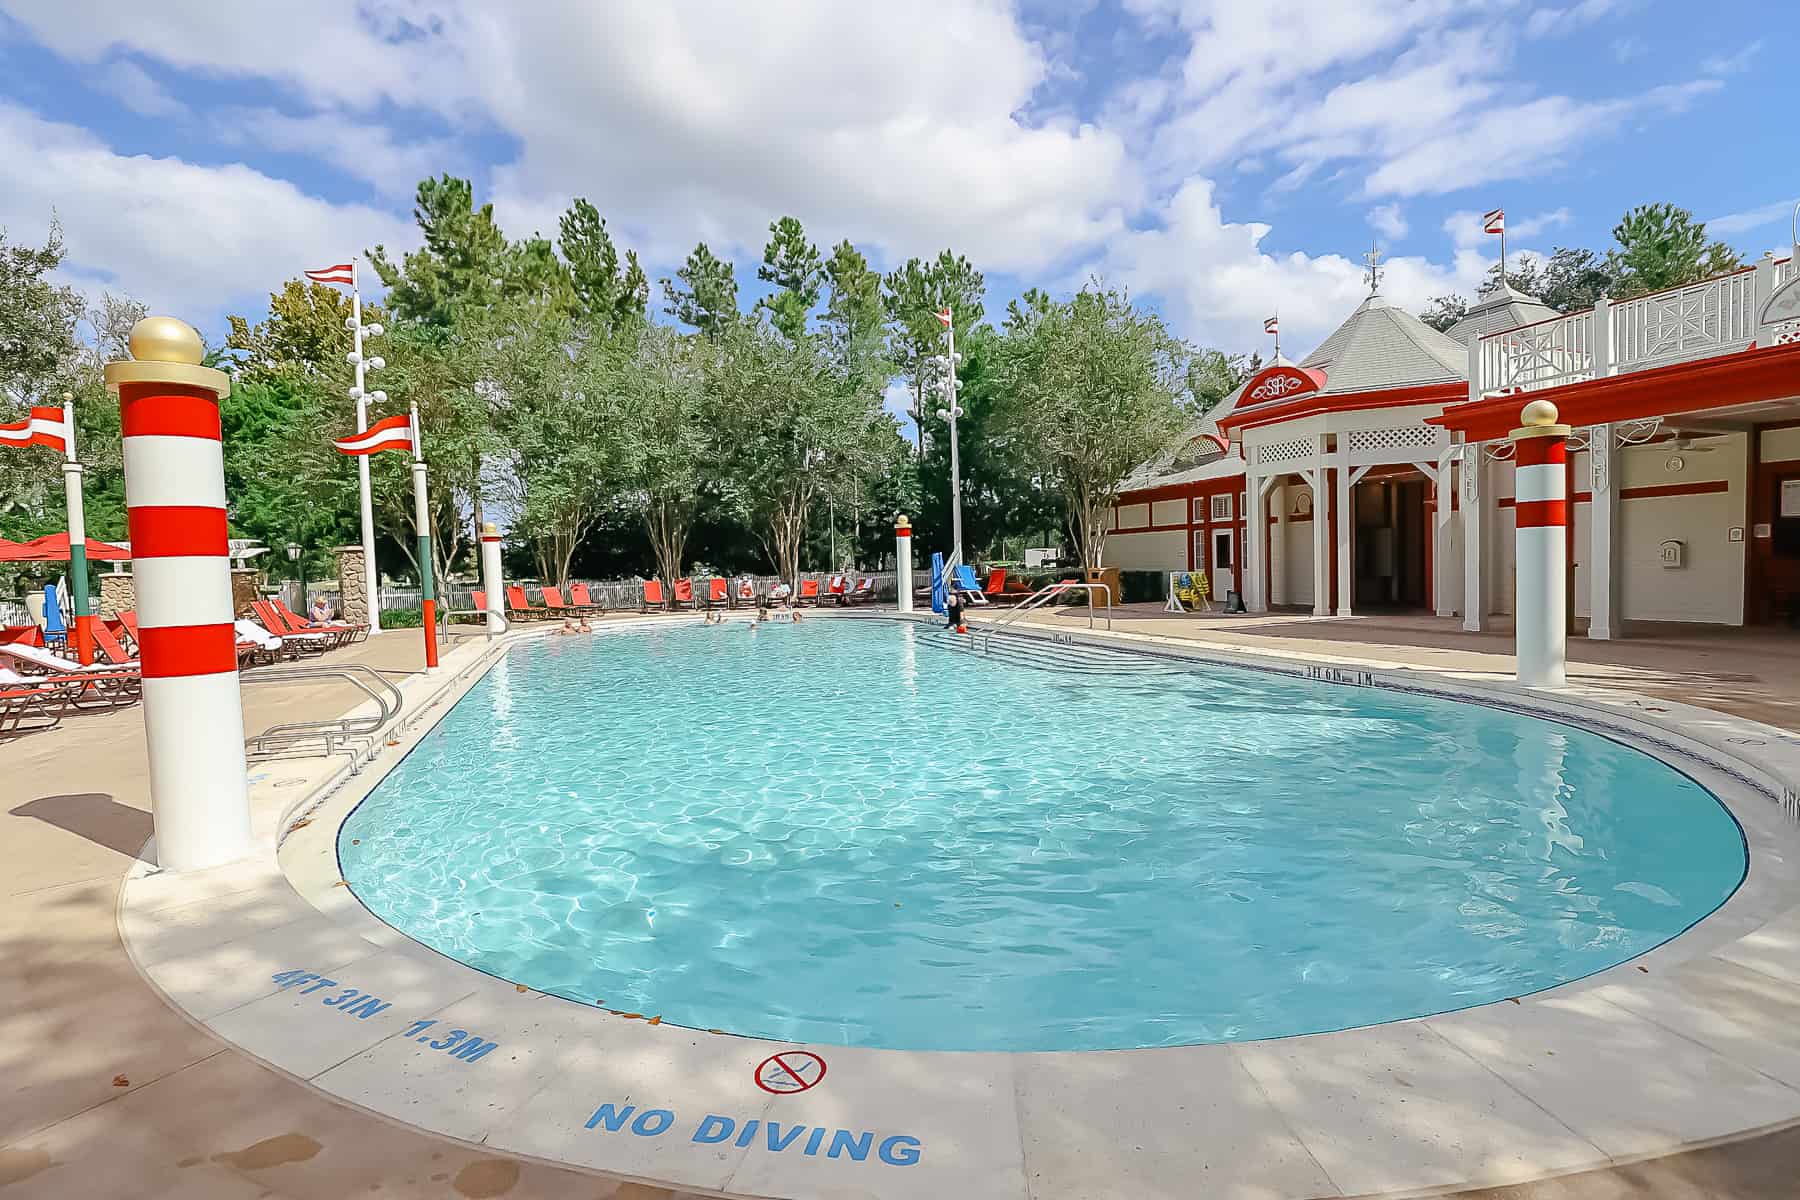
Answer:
[1363,243,1384,295]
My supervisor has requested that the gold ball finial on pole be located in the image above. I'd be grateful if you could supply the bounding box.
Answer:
[1510,397,1572,441]
[127,316,205,366]
[482,521,499,535]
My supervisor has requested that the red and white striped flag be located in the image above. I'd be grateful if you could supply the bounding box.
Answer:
[934,307,953,328]
[333,413,412,456]
[305,263,356,286]
[1263,316,1279,335]
[0,406,69,454]
[1482,208,1505,236]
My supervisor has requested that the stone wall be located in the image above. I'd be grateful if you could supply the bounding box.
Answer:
[230,567,261,619]
[98,571,135,618]
[335,545,368,625]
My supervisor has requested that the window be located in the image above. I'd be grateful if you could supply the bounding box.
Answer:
[1209,494,1232,521]
[1192,531,1208,570]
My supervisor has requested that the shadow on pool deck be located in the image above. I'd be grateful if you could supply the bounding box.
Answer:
[11,792,153,862]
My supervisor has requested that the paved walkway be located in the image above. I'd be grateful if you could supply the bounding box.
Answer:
[3,630,707,1199]
[6,612,1800,1197]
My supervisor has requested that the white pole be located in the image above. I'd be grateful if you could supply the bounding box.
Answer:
[1511,400,1571,687]
[352,260,381,632]
[895,515,914,613]
[944,318,964,567]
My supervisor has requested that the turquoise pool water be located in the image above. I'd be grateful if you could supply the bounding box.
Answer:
[339,619,1746,1052]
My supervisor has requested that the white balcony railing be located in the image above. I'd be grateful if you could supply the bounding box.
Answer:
[1475,255,1793,399]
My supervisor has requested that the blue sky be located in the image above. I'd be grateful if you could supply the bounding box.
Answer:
[2,0,1795,378]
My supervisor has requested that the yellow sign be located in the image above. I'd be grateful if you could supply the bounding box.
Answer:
[1174,571,1210,609]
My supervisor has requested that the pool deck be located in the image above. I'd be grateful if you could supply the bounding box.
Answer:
[8,610,1800,1197]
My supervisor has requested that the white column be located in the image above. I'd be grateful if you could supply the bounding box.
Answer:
[1335,452,1355,617]
[895,516,914,613]
[1461,443,1486,632]
[1587,425,1620,640]
[1433,447,1458,618]
[1245,470,1267,612]
[1309,459,1331,617]
[479,522,505,635]
[1272,479,1288,608]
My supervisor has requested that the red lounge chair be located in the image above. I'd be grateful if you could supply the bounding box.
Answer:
[541,586,570,615]
[734,577,757,606]
[274,598,364,645]
[825,575,849,604]
[90,623,139,667]
[704,578,728,608]
[1,625,44,648]
[640,579,665,612]
[568,582,606,614]
[796,578,821,606]
[547,585,603,616]
[672,579,695,609]
[847,577,875,604]
[506,586,552,622]
[471,589,486,612]
[252,601,334,653]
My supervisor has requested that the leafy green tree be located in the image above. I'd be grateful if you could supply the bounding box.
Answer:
[661,243,739,340]
[711,319,885,582]
[558,198,649,335]
[756,216,824,342]
[1188,348,1251,412]
[884,251,985,455]
[820,239,888,388]
[369,176,516,327]
[994,283,1194,574]
[1537,246,1614,312]
[227,278,382,387]
[1608,203,1742,299]
[615,324,717,592]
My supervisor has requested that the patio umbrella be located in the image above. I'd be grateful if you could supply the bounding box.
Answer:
[0,532,131,562]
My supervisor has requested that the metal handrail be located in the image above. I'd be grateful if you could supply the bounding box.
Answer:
[983,581,1113,635]
[241,663,406,767]
[440,605,509,640]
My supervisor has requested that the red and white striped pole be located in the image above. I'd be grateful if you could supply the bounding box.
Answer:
[105,317,251,871]
[1510,399,1572,688]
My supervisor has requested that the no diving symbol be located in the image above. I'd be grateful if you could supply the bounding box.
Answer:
[755,1051,827,1095]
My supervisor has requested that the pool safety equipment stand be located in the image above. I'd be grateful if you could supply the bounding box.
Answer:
[895,514,913,613]
[1510,399,1572,688]
[104,316,253,872]
[479,522,505,634]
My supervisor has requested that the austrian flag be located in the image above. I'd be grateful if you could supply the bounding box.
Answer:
[0,406,69,453]
[1483,208,1505,236]
[1263,316,1279,336]
[935,307,953,328]
[333,413,412,456]
[305,263,356,286]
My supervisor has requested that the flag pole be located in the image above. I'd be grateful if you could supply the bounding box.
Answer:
[60,392,95,664]
[410,402,438,672]
[351,259,382,633]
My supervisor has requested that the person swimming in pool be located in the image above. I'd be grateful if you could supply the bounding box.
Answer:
[945,591,965,631]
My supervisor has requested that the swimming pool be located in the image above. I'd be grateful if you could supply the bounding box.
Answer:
[338,618,1746,1052]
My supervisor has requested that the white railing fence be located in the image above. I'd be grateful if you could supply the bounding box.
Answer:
[1476,257,1791,399]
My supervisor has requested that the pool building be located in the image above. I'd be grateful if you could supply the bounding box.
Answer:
[1106,251,1800,632]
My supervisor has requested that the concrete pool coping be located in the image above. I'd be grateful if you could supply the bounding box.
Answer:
[117,611,1800,1200]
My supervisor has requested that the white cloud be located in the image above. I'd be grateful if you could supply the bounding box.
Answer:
[94,60,186,117]
[1100,179,1485,355]
[214,109,457,200]
[1523,0,1625,39]
[1704,198,1798,237]
[0,103,414,330]
[1368,203,1408,240]
[1441,206,1572,251]
[1702,40,1762,76]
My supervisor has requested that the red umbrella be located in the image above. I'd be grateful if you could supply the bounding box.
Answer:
[0,532,131,562]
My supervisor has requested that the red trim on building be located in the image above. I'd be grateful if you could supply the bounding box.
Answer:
[1220,382,1466,436]
[1429,341,1800,442]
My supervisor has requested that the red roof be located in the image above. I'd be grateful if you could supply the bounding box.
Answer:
[0,532,132,563]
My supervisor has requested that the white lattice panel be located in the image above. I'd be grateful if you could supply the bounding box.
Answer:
[1346,427,1443,464]
[1255,437,1316,467]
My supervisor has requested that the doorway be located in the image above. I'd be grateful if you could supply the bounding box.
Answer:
[1353,474,1428,610]
[1210,528,1235,603]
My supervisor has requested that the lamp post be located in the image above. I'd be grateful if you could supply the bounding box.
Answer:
[285,541,304,611]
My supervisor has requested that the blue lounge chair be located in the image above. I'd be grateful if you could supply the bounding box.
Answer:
[952,564,989,605]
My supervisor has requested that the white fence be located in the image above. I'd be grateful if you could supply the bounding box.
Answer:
[1475,257,1791,398]
[299,573,903,616]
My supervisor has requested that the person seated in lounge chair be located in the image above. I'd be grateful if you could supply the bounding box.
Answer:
[309,595,334,624]
[769,580,793,604]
